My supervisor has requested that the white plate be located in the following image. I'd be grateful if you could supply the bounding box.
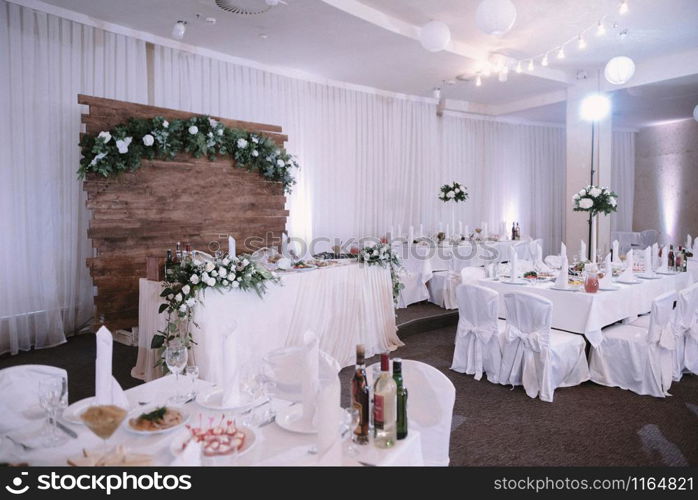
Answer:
[275,404,317,434]
[637,273,662,280]
[169,425,257,458]
[125,405,190,435]
[196,388,266,412]
[598,285,620,291]
[63,397,98,425]
[617,279,642,285]
[656,270,677,275]
[502,279,528,286]
[550,286,579,292]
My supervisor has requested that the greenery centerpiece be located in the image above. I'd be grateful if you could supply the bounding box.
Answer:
[357,243,404,305]
[573,185,618,262]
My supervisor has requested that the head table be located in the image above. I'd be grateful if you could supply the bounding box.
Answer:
[133,261,402,383]
[480,271,693,346]
[0,375,423,466]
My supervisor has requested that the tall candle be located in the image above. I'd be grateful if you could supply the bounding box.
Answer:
[408,226,414,244]
[419,223,424,237]
[228,236,236,256]
[438,222,443,233]
[458,221,463,236]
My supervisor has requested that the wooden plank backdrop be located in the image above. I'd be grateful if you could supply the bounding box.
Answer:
[79,95,290,331]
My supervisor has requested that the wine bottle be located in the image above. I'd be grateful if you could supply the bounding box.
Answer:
[184,243,192,264]
[668,245,675,270]
[511,222,516,241]
[175,241,182,263]
[393,358,408,440]
[676,246,683,272]
[373,352,397,448]
[165,249,174,278]
[351,345,370,445]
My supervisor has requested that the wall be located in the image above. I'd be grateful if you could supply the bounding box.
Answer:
[634,118,698,243]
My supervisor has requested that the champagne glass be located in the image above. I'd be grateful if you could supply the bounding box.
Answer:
[80,404,127,457]
[166,340,189,404]
[38,377,69,447]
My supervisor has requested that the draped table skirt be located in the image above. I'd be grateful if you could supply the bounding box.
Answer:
[133,262,402,383]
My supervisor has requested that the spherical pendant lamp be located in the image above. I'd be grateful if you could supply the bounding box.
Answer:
[604,56,636,85]
[419,21,451,52]
[475,0,517,36]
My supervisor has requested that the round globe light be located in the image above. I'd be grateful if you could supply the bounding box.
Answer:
[580,93,611,122]
[693,104,698,122]
[475,0,517,36]
[604,56,636,85]
[419,21,451,52]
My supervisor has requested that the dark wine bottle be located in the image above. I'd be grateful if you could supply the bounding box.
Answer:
[351,344,370,445]
[393,358,408,440]
[511,222,516,241]
[175,241,182,263]
[668,245,675,270]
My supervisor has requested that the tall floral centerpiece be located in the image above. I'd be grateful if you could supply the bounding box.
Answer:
[439,182,469,237]
[573,185,618,262]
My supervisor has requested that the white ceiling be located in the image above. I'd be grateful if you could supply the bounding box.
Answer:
[37,0,698,125]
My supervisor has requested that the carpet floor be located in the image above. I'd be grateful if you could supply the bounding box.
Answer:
[2,309,696,466]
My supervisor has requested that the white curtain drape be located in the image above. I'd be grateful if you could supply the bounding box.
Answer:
[152,46,565,254]
[611,131,636,233]
[0,0,147,355]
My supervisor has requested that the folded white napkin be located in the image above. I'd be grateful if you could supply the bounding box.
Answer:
[580,240,587,262]
[228,236,236,257]
[687,234,693,251]
[599,254,614,288]
[510,247,519,281]
[221,328,242,408]
[657,245,669,272]
[560,241,567,260]
[618,250,635,282]
[301,330,320,424]
[95,326,129,408]
[554,255,569,289]
[612,240,620,264]
[643,246,654,276]
[171,440,202,466]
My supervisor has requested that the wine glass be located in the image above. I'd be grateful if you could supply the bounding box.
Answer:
[342,407,360,457]
[166,340,189,404]
[80,404,127,457]
[38,376,69,447]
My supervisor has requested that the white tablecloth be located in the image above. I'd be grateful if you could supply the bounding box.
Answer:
[480,272,693,347]
[0,375,423,466]
[134,262,401,383]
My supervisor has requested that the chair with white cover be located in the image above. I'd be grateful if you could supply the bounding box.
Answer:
[451,284,506,383]
[640,229,659,249]
[397,247,432,308]
[676,283,698,376]
[512,240,532,260]
[498,292,589,402]
[428,266,485,310]
[368,359,455,466]
[543,255,562,270]
[0,364,67,434]
[589,291,676,397]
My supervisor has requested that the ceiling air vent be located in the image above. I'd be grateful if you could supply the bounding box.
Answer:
[214,0,272,15]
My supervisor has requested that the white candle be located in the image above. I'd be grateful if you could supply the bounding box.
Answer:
[408,226,414,244]
[458,221,463,236]
[419,223,424,237]
[281,233,288,255]
[228,235,236,256]
[438,222,443,233]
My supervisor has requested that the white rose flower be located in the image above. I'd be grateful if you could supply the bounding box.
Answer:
[242,259,249,266]
[182,285,190,295]
[207,131,213,138]
[217,129,224,136]
[98,131,112,143]
[232,281,240,288]
[579,198,593,209]
[237,138,248,149]
[192,258,203,267]
[208,118,218,128]
[190,274,200,284]
[202,272,210,282]
[142,134,154,146]
[276,159,285,167]
[116,137,132,154]
[609,197,617,207]
[179,304,187,313]
[174,293,182,303]
[207,278,216,287]
[222,258,230,266]
[251,136,259,144]
[573,194,580,202]
[218,267,227,277]
[205,262,215,273]
[252,150,259,157]
[578,189,586,197]
[89,152,107,167]
[163,120,169,128]
[447,191,455,199]
[236,276,242,282]
[211,270,218,277]
[222,279,229,286]
[167,294,174,300]
[188,125,199,135]
[186,298,196,307]
[589,187,602,198]
[455,187,461,193]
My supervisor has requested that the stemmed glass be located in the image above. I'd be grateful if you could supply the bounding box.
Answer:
[166,339,189,404]
[80,404,127,460]
[341,407,360,458]
[38,376,69,447]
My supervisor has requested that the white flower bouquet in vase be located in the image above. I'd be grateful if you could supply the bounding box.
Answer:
[439,182,468,239]
[572,185,618,262]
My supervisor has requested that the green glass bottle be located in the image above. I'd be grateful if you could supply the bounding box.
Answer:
[393,358,408,440]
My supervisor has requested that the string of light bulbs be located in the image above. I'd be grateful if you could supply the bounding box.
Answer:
[473,0,630,86]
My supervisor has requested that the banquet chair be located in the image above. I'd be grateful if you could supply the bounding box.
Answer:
[543,255,562,269]
[676,283,698,377]
[589,291,677,397]
[0,364,67,434]
[428,266,485,309]
[397,249,432,308]
[512,240,532,260]
[498,292,589,402]
[450,284,506,383]
[368,360,455,466]
[640,229,659,249]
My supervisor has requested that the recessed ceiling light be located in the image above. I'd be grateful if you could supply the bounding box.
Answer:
[205,17,217,24]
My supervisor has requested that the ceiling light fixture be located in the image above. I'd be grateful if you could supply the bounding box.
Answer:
[557,46,565,59]
[604,56,636,85]
[596,20,606,36]
[541,53,549,66]
[432,87,442,100]
[475,0,517,36]
[619,0,629,15]
[419,21,451,52]
[475,74,482,87]
[577,34,587,50]
[171,20,187,40]
[580,93,611,122]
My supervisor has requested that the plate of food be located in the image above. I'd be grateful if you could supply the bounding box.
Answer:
[291,261,317,271]
[64,396,126,425]
[170,418,256,459]
[126,405,188,435]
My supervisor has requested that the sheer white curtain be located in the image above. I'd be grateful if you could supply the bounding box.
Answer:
[0,0,147,355]
[611,131,636,233]
[152,46,565,254]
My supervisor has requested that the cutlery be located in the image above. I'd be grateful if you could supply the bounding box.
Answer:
[258,415,276,427]
[5,435,33,451]
[52,418,78,439]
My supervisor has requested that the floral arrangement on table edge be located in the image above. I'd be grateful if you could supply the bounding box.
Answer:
[438,181,468,203]
[78,115,299,193]
[572,185,618,216]
[357,243,404,305]
[150,253,280,357]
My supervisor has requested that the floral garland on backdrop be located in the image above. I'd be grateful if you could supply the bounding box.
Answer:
[572,185,618,216]
[151,253,280,353]
[78,115,299,193]
[438,181,468,202]
[357,243,404,304]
